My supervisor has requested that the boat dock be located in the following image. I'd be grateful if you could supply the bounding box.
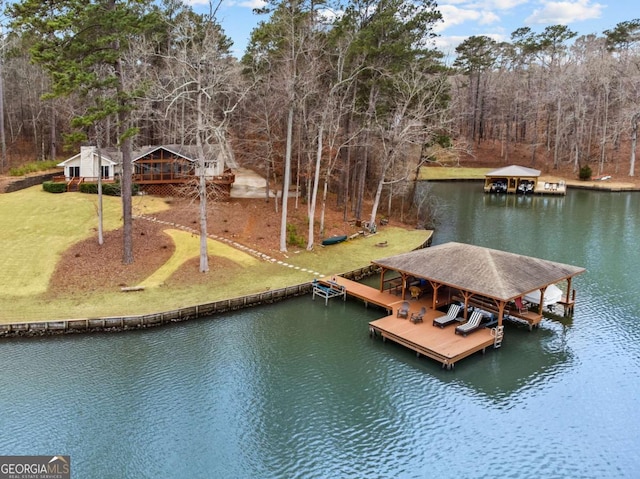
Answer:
[318,277,402,312]
[369,313,496,369]
[321,277,499,369]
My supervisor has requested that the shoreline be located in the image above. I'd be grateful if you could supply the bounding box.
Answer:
[0,234,434,338]
[1,169,635,336]
[421,177,640,192]
[0,265,383,339]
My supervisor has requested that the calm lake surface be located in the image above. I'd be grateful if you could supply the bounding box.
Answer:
[2,183,639,478]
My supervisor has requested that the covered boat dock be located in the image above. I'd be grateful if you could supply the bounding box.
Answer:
[363,242,585,368]
[484,165,566,195]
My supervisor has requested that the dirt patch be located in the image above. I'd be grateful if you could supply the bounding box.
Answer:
[153,196,364,256]
[164,256,242,287]
[46,219,175,297]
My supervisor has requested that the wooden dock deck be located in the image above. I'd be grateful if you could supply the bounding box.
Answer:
[323,277,498,369]
[369,311,496,369]
[319,277,406,313]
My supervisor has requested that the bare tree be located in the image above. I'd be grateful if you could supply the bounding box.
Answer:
[631,113,639,176]
[151,3,250,272]
[368,66,449,228]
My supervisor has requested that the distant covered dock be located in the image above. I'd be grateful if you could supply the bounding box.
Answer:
[484,165,566,195]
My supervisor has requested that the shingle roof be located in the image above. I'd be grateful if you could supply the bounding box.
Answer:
[372,242,585,301]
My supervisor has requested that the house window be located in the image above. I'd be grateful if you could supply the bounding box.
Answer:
[69,166,80,178]
[101,165,110,178]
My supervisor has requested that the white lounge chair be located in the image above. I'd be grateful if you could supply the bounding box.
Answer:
[432,303,461,328]
[455,311,484,336]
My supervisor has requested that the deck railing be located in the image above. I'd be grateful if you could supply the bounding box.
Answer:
[52,176,115,184]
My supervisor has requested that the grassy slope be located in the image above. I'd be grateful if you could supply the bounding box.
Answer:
[417,166,491,181]
[0,187,169,319]
[0,187,430,322]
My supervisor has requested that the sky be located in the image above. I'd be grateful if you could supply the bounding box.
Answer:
[187,0,636,59]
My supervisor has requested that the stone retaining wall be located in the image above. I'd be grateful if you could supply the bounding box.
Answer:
[0,265,381,339]
[1,172,58,193]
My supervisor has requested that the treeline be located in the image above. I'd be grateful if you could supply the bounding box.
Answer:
[2,0,639,257]
[451,22,640,177]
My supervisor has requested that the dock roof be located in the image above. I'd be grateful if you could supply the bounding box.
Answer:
[485,165,541,177]
[372,242,585,302]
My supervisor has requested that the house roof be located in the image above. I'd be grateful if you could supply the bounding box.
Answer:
[485,165,541,177]
[132,144,222,162]
[57,148,119,167]
[59,143,232,166]
[372,242,585,302]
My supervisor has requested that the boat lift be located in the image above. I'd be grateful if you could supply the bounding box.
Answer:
[312,279,347,306]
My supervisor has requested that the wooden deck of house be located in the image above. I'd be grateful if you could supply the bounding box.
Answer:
[320,277,499,369]
[131,171,235,185]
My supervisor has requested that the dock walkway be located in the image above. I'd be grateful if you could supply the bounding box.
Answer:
[318,277,404,313]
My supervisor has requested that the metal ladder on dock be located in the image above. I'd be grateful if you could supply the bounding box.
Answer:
[491,325,504,348]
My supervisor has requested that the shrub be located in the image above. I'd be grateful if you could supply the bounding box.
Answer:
[79,182,138,196]
[286,223,306,248]
[42,181,67,194]
[579,165,592,181]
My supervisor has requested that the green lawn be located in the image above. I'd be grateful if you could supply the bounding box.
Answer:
[0,187,431,323]
[417,166,491,181]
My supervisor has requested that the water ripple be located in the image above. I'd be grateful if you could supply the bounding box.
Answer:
[3,190,640,479]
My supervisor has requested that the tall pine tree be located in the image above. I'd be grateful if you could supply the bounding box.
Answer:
[8,0,160,264]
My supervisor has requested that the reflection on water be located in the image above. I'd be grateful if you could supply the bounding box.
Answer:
[1,183,639,478]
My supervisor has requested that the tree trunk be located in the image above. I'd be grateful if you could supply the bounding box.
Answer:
[120,135,134,264]
[0,56,6,173]
[49,105,56,160]
[319,178,328,238]
[114,44,134,264]
[631,113,639,177]
[96,143,104,246]
[369,174,384,228]
[280,103,294,252]
[306,124,323,250]
[599,90,609,175]
[196,69,209,273]
[553,96,561,169]
[198,162,208,273]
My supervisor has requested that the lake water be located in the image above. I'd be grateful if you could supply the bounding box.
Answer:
[1,183,639,478]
